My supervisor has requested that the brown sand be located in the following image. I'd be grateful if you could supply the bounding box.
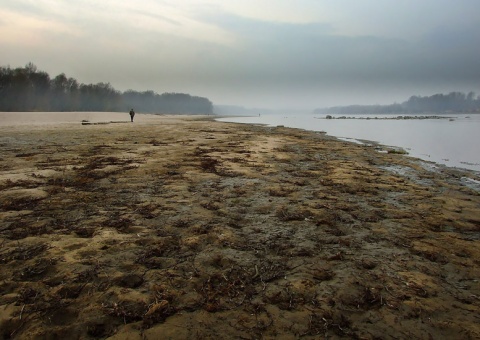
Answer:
[0,113,479,339]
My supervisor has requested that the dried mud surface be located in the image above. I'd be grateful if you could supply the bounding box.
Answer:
[0,115,479,339]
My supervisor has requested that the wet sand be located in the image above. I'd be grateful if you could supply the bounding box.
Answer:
[0,112,163,126]
[0,113,479,339]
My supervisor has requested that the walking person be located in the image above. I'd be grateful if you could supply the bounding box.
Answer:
[129,108,135,122]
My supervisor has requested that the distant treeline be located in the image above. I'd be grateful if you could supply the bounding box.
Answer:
[315,92,480,115]
[0,63,213,114]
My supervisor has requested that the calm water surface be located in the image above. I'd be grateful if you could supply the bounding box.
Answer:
[217,113,480,172]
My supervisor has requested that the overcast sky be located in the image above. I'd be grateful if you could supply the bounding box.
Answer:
[1,0,480,109]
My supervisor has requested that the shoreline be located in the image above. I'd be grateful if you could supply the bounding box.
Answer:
[216,114,480,173]
[216,116,480,178]
[0,115,479,338]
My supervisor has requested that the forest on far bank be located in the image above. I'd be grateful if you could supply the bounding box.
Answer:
[0,63,213,114]
[315,91,480,115]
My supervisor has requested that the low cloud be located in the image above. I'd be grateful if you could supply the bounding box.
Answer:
[2,1,479,108]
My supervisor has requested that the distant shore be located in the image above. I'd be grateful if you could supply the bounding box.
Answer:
[0,114,479,338]
[322,114,455,120]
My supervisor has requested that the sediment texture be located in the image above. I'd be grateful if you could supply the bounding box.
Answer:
[0,116,479,339]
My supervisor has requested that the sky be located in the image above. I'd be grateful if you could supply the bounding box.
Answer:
[1,0,480,109]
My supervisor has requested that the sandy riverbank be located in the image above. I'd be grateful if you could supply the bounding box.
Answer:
[0,112,168,126]
[0,113,479,339]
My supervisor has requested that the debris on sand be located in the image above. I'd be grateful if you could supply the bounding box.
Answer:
[0,115,479,339]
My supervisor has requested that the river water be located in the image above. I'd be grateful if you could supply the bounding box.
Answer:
[217,113,480,172]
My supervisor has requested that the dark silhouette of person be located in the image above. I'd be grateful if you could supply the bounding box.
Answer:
[129,109,135,122]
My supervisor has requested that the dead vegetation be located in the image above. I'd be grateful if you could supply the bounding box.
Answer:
[0,117,479,339]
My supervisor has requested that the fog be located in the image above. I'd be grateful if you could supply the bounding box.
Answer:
[1,1,479,109]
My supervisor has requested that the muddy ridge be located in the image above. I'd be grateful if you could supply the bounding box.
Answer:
[0,116,479,339]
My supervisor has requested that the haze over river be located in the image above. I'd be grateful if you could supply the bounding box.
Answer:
[217,113,480,172]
